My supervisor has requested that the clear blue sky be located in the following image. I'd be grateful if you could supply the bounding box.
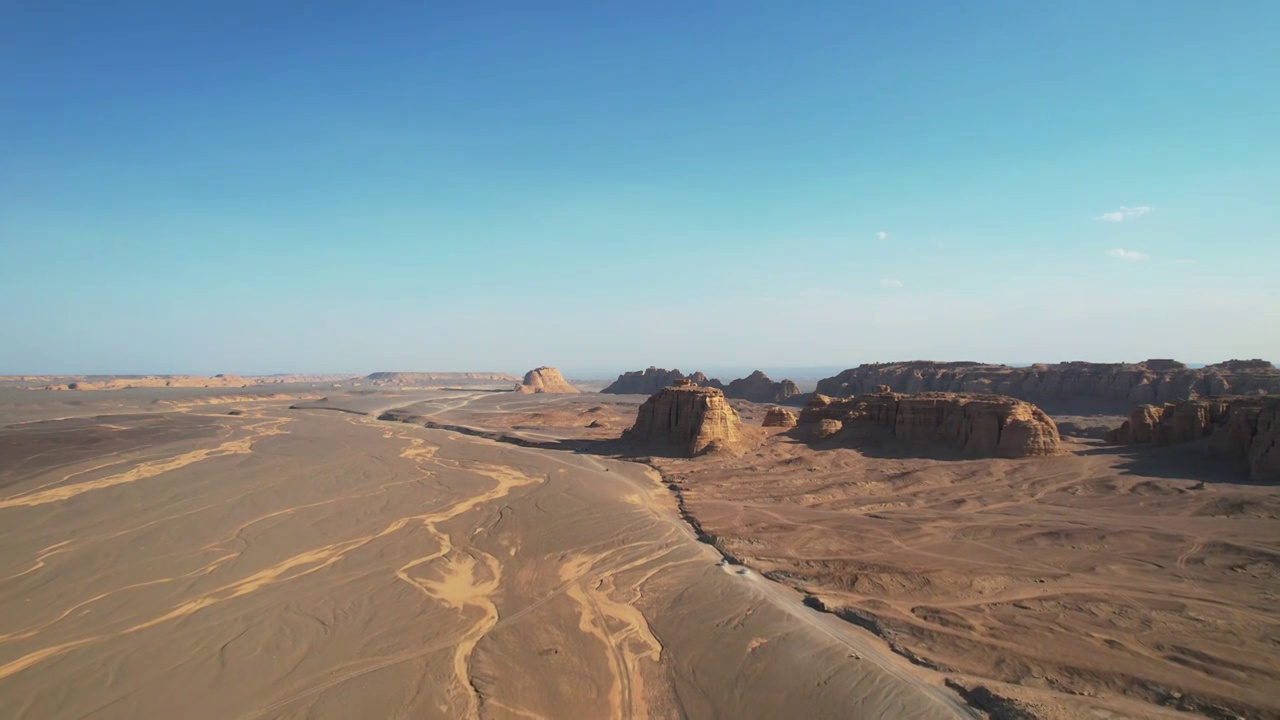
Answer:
[3,1,1277,375]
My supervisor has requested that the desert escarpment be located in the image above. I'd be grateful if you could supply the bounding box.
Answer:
[1108,396,1280,481]
[604,367,802,403]
[514,366,580,394]
[36,374,256,391]
[623,385,743,456]
[797,392,1060,458]
[816,359,1280,412]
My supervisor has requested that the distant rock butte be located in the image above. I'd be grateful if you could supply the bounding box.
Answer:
[815,359,1279,412]
[798,392,1061,458]
[1107,396,1280,481]
[603,367,802,403]
[514,366,579,394]
[762,407,799,428]
[623,385,742,457]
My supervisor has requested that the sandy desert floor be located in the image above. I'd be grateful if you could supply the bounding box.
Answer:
[0,388,973,719]
[413,392,1280,720]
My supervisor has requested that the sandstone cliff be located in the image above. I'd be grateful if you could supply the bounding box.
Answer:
[623,386,742,457]
[1107,397,1279,481]
[797,392,1060,458]
[514,366,580,394]
[603,367,802,403]
[815,359,1279,413]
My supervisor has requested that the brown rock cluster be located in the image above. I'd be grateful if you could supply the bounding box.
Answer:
[762,407,798,428]
[1107,397,1280,481]
[797,392,1060,458]
[514,366,580,394]
[815,359,1280,412]
[623,385,742,457]
[603,367,802,403]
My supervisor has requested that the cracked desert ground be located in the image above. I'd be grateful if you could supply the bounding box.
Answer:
[2,385,1277,719]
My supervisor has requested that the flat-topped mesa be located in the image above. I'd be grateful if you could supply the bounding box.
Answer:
[514,366,580,394]
[814,359,1280,412]
[1107,396,1280,482]
[797,392,1060,458]
[762,407,798,427]
[623,385,743,457]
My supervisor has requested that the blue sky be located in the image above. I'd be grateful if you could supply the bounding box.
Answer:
[2,1,1277,375]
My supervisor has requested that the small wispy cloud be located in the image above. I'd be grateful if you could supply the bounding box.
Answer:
[1106,248,1149,261]
[1096,205,1154,222]
[1173,259,1196,265]
[876,231,889,240]
[879,278,904,288]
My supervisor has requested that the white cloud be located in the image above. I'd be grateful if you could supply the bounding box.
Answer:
[876,231,889,240]
[1096,205,1154,222]
[879,278,904,288]
[1106,248,1149,261]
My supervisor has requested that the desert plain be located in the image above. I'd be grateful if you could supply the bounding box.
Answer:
[0,367,1277,720]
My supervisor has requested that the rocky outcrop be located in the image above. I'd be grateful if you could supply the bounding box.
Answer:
[1107,397,1280,481]
[762,407,799,428]
[604,367,802,403]
[797,392,1060,458]
[721,370,804,403]
[603,367,693,395]
[1105,405,1164,444]
[623,386,742,457]
[815,360,1280,413]
[514,366,579,394]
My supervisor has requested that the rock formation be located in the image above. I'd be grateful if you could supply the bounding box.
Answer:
[1106,397,1280,481]
[762,407,799,428]
[514,366,579,394]
[603,367,696,395]
[797,392,1060,458]
[603,367,802,403]
[623,385,742,457]
[815,360,1280,413]
[721,370,804,403]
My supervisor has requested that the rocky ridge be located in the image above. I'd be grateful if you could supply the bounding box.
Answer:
[603,367,802,403]
[797,391,1061,458]
[623,385,743,457]
[514,366,579,394]
[1107,397,1280,481]
[815,359,1279,413]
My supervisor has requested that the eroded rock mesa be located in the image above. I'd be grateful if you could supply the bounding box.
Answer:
[514,366,580,394]
[798,392,1060,458]
[762,407,799,427]
[1107,397,1280,481]
[815,359,1280,412]
[623,385,742,456]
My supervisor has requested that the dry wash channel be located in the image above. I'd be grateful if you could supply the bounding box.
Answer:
[0,391,973,719]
